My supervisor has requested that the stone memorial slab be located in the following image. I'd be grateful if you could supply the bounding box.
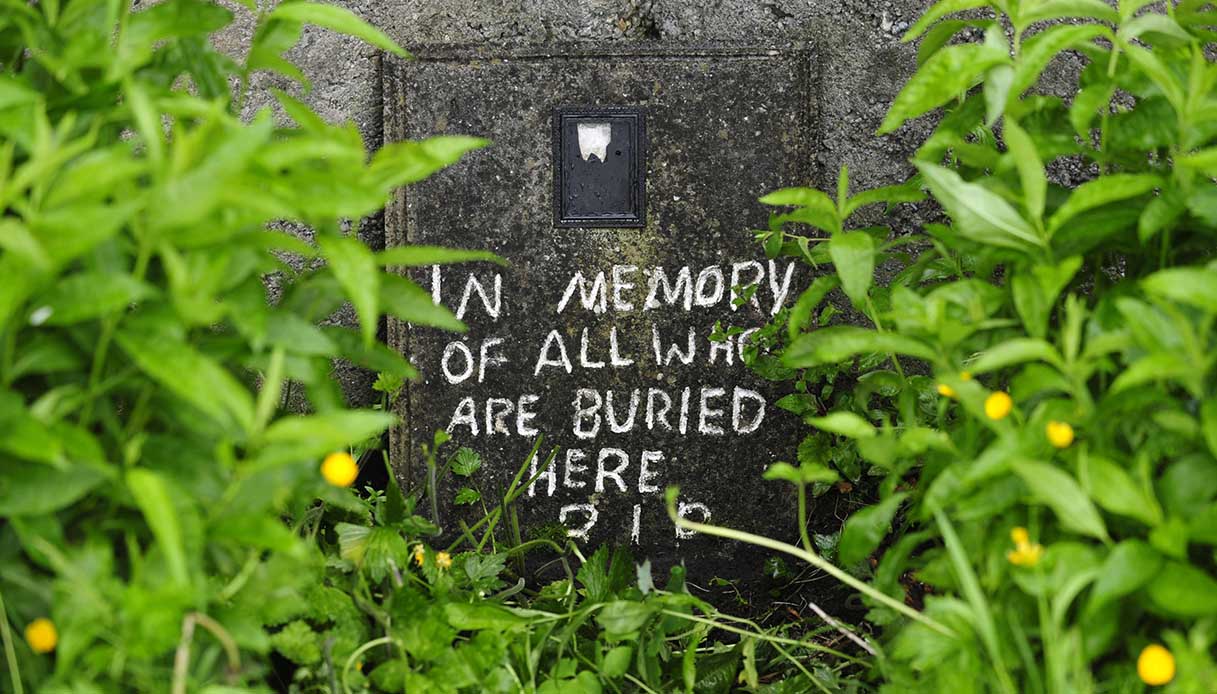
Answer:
[385,45,817,587]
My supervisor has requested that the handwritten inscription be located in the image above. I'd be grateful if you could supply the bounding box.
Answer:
[428,260,795,543]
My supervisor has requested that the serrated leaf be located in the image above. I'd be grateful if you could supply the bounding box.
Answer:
[454,487,480,505]
[451,447,482,476]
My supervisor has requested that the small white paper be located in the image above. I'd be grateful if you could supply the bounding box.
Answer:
[577,122,612,163]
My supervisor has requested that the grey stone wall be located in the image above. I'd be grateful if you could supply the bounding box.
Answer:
[212,0,935,407]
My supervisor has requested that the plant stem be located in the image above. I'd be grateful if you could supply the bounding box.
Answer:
[0,587,24,694]
[797,482,814,555]
[667,500,952,636]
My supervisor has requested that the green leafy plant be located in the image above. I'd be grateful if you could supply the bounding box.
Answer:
[0,1,498,690]
[723,0,1217,691]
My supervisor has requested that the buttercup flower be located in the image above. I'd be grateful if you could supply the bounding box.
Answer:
[984,391,1013,420]
[1137,644,1175,686]
[1006,526,1043,567]
[1046,421,1074,449]
[25,618,57,654]
[412,544,425,567]
[321,452,359,487]
[435,551,452,570]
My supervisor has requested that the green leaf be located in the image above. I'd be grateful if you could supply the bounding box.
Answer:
[269,2,408,57]
[1119,13,1193,45]
[915,162,1042,250]
[1080,453,1162,526]
[378,245,505,267]
[828,231,875,308]
[1010,25,1110,97]
[1085,540,1163,616]
[444,602,529,631]
[1012,460,1109,541]
[805,412,877,439]
[0,460,108,516]
[451,448,482,476]
[968,338,1063,374]
[381,274,465,331]
[839,492,908,565]
[1202,399,1217,460]
[263,410,396,451]
[1069,83,1114,138]
[1142,267,1217,311]
[1017,0,1119,26]
[1047,174,1161,235]
[1147,562,1217,616]
[1120,43,1185,112]
[843,180,927,217]
[117,331,255,434]
[1003,119,1046,219]
[783,326,936,368]
[880,43,1009,134]
[368,136,490,188]
[601,645,633,678]
[319,235,380,346]
[596,601,655,636]
[1110,352,1192,394]
[786,275,840,340]
[128,468,190,586]
[902,0,992,42]
[454,488,480,505]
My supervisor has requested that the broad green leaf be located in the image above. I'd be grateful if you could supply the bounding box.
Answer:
[377,245,505,267]
[880,43,1009,134]
[1080,453,1162,526]
[1202,399,1217,460]
[0,460,107,516]
[319,235,379,345]
[263,410,396,451]
[323,326,418,379]
[248,19,307,86]
[368,136,490,188]
[0,76,39,111]
[1110,352,1193,394]
[1017,0,1119,26]
[266,312,336,356]
[843,180,926,217]
[1142,267,1217,311]
[916,19,994,65]
[1011,25,1110,97]
[117,331,255,434]
[1012,459,1109,541]
[1003,119,1046,219]
[1047,174,1161,235]
[763,461,840,485]
[596,600,655,636]
[128,468,190,585]
[1118,13,1193,45]
[915,162,1042,249]
[1147,562,1217,616]
[760,187,836,208]
[783,326,937,368]
[805,412,877,439]
[381,274,465,331]
[34,272,153,325]
[839,492,908,565]
[984,64,1014,125]
[828,231,875,308]
[1137,192,1184,243]
[902,0,992,42]
[786,274,840,340]
[270,2,408,57]
[1085,540,1162,616]
[602,646,633,678]
[969,338,1063,373]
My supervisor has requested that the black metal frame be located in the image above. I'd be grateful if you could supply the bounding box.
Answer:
[552,105,647,228]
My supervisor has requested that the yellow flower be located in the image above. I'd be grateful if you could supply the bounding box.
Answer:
[1010,527,1030,546]
[435,551,452,570]
[1046,420,1074,449]
[984,391,1013,420]
[320,452,358,487]
[412,544,425,567]
[1006,526,1043,567]
[960,371,972,382]
[25,618,57,654]
[1137,644,1175,686]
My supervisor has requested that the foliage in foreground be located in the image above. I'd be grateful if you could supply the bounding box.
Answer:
[740,0,1217,691]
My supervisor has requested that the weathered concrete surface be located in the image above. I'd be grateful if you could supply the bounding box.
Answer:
[384,44,816,589]
[212,0,937,408]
